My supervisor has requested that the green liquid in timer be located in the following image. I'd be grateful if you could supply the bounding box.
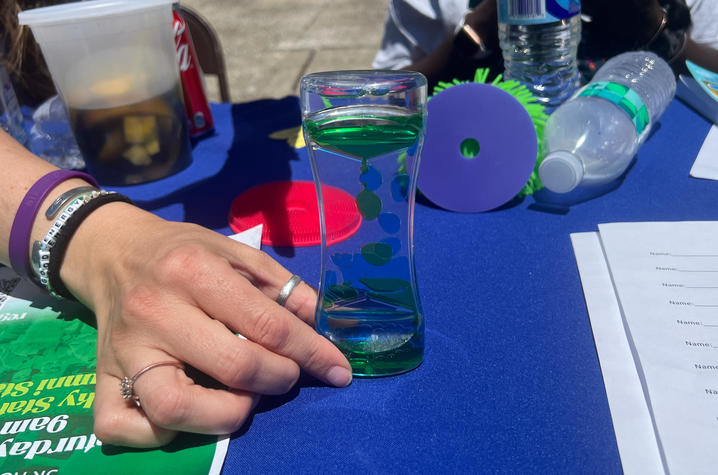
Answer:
[305,105,423,159]
[305,104,424,376]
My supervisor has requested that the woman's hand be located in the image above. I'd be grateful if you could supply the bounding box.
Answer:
[60,202,352,447]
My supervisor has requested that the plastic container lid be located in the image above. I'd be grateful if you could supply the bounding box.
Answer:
[228,180,361,247]
[414,82,539,212]
[538,150,585,193]
[18,0,173,26]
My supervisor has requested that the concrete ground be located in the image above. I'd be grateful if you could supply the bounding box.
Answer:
[181,0,391,103]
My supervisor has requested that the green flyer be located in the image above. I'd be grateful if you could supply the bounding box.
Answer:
[0,267,226,475]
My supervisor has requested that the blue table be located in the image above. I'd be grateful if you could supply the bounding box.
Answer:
[111,96,714,473]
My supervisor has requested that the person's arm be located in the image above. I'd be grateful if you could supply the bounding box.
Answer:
[681,38,718,73]
[582,0,718,74]
[638,1,718,75]
[0,129,352,447]
[403,0,498,85]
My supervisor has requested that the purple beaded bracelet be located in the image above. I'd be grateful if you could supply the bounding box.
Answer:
[9,170,99,280]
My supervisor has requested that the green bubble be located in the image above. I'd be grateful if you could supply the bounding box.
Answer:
[356,189,382,220]
[328,283,359,300]
[361,242,393,266]
[360,277,411,292]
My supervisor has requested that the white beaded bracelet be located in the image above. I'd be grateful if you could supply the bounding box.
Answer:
[30,190,133,300]
[31,190,104,288]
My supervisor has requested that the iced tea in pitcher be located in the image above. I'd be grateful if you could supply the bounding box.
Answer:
[69,83,191,185]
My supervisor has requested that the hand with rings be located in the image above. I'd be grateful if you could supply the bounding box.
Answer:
[56,204,353,448]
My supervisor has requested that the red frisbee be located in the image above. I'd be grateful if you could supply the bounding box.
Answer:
[228,180,361,247]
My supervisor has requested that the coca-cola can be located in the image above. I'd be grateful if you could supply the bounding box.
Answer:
[173,7,214,138]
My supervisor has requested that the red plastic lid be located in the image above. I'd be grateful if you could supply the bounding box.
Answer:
[228,180,361,247]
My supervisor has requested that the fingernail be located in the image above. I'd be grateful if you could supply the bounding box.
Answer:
[326,365,352,387]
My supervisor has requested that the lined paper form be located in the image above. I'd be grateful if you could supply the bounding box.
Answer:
[571,232,664,475]
[572,221,718,474]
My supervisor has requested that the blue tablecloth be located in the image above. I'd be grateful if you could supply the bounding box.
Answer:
[111,97,714,473]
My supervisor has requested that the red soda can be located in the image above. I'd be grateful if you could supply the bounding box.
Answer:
[172,8,214,138]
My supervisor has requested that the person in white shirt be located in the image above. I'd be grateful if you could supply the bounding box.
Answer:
[373,0,718,88]
[684,0,718,51]
[373,0,500,89]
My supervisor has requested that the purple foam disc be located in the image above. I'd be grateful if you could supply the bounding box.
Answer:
[414,82,538,212]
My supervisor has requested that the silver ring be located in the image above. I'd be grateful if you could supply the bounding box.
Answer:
[276,274,302,307]
[120,361,185,407]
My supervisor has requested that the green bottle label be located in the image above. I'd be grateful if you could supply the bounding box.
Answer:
[579,81,650,134]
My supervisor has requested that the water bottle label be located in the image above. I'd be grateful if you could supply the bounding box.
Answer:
[579,81,649,135]
[498,0,580,25]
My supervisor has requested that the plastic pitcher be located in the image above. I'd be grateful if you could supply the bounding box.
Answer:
[19,0,191,185]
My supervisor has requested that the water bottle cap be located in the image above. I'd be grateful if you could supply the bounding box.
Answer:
[539,150,584,193]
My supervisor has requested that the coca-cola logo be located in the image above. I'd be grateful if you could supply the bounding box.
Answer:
[173,16,191,72]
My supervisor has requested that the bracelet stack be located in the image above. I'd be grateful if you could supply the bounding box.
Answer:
[9,170,133,300]
[31,190,133,300]
[8,170,99,280]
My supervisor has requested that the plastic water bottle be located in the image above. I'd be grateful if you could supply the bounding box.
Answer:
[28,95,85,169]
[539,51,676,193]
[498,0,581,113]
